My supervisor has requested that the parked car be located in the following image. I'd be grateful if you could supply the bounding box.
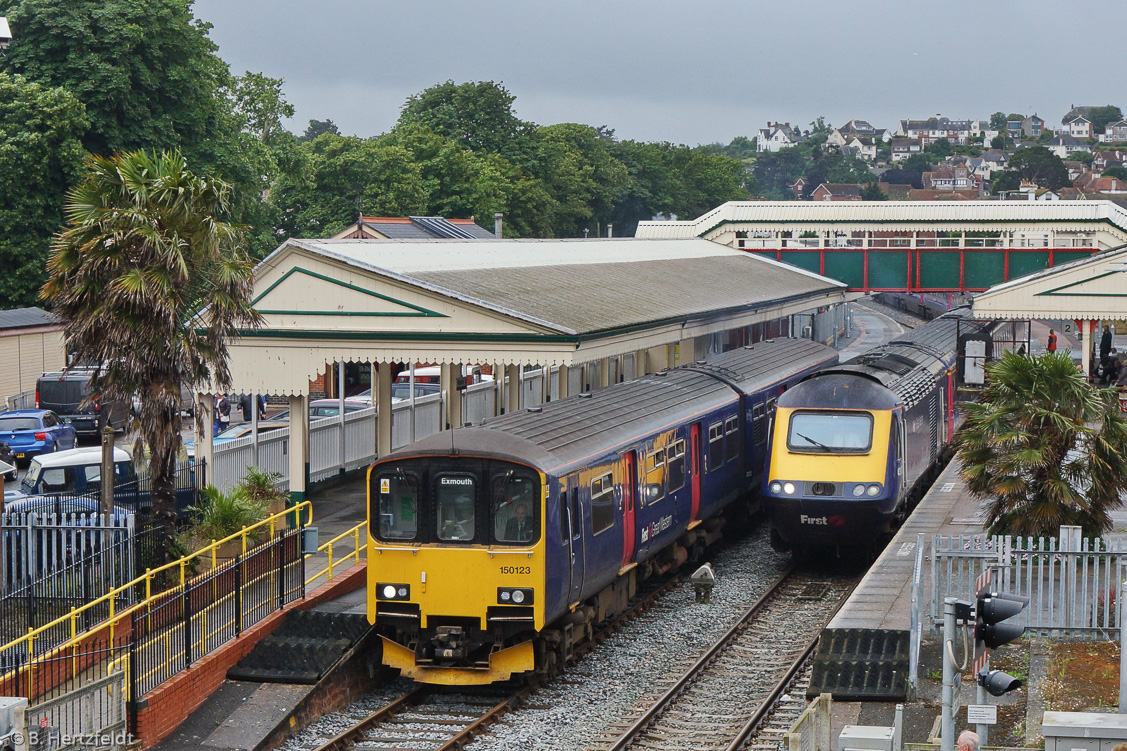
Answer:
[3,494,129,522]
[352,384,441,404]
[0,442,16,481]
[0,409,78,465]
[36,368,131,437]
[266,399,370,422]
[4,446,194,518]
[392,365,491,385]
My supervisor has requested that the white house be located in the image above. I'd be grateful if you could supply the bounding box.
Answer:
[756,122,804,153]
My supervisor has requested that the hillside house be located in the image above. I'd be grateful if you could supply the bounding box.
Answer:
[1047,134,1088,159]
[1066,116,1093,139]
[896,116,972,145]
[810,183,862,201]
[757,122,804,153]
[891,137,924,162]
[1099,121,1127,143]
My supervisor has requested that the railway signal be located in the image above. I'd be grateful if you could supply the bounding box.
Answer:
[973,590,1028,697]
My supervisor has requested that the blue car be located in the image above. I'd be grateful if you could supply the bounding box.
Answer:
[0,410,78,465]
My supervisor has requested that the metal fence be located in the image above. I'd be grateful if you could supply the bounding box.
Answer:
[931,526,1124,639]
[0,514,153,650]
[5,390,36,411]
[128,527,304,700]
[27,670,127,751]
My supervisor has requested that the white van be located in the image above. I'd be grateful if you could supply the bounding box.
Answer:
[393,365,491,386]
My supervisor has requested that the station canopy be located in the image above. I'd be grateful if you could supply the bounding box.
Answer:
[226,237,847,395]
[972,243,1127,320]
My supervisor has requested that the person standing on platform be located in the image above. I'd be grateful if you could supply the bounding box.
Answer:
[215,393,231,435]
[1100,325,1114,382]
[1046,329,1057,352]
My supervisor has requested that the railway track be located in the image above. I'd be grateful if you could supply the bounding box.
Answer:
[306,573,687,751]
[595,568,857,751]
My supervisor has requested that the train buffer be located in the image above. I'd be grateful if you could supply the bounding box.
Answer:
[692,563,716,604]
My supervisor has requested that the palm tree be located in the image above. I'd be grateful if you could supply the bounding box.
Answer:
[958,350,1127,538]
[42,150,262,560]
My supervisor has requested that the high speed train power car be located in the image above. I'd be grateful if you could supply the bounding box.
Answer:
[761,308,994,552]
[367,337,837,685]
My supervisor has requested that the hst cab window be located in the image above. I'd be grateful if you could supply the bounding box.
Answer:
[787,411,874,454]
[491,471,540,545]
[436,475,477,541]
[374,473,419,541]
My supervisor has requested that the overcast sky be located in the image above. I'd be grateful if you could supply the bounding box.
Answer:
[193,0,1126,146]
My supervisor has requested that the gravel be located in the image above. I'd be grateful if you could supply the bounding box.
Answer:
[465,524,791,751]
[280,677,415,751]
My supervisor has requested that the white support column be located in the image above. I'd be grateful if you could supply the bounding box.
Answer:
[442,362,463,429]
[556,364,569,400]
[506,364,520,413]
[635,350,648,378]
[376,363,393,458]
[287,394,308,504]
[197,394,214,490]
[599,358,610,388]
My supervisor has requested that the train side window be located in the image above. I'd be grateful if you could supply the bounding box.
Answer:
[436,474,476,541]
[591,472,615,534]
[569,488,581,539]
[374,473,418,541]
[708,423,723,471]
[667,440,686,492]
[724,417,739,463]
[645,449,665,504]
[752,404,765,444]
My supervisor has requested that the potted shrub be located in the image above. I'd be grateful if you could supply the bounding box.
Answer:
[239,467,290,516]
[188,485,268,568]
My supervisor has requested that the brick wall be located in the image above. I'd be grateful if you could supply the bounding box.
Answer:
[133,563,367,749]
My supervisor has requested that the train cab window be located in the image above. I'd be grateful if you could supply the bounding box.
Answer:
[591,472,615,535]
[752,404,766,444]
[724,417,739,463]
[708,423,723,471]
[644,450,665,504]
[374,473,418,541]
[491,471,540,545]
[667,440,686,492]
[787,411,874,454]
[436,474,477,541]
[766,397,777,416]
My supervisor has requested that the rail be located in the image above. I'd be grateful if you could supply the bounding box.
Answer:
[0,502,312,695]
[305,522,366,587]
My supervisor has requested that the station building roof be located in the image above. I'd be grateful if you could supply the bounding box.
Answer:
[226,237,846,395]
[637,201,1127,242]
[972,243,1127,320]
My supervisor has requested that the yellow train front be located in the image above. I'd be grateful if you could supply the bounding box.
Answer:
[367,453,547,685]
[762,309,982,551]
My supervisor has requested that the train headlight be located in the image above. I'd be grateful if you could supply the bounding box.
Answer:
[377,582,410,600]
[498,587,534,605]
[783,482,796,495]
[866,484,882,497]
[852,485,865,497]
[769,481,783,494]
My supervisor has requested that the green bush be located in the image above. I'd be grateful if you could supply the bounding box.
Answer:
[238,467,289,512]
[189,485,268,543]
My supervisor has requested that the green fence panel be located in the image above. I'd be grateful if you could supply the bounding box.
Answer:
[776,251,822,275]
[867,251,909,289]
[1053,250,1095,266]
[917,252,961,289]
[1007,251,1050,280]
[823,252,864,287]
[963,251,1006,289]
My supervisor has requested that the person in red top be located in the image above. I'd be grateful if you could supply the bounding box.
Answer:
[1047,329,1057,352]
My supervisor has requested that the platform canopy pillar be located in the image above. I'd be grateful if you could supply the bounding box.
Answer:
[442,362,463,429]
[506,364,520,413]
[556,364,569,401]
[375,363,393,458]
[196,394,215,489]
[287,394,308,504]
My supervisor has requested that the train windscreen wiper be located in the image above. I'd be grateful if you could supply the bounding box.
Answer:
[796,432,831,452]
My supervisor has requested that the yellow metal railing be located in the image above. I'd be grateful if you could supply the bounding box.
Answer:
[1,502,313,698]
[304,522,366,587]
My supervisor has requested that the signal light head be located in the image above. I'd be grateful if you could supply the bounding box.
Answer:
[979,669,1023,696]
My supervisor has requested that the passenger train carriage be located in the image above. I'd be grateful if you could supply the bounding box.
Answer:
[367,338,838,685]
[762,308,994,552]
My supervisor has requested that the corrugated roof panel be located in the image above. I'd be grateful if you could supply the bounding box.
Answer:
[0,307,59,331]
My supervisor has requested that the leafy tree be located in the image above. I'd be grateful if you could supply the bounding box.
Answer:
[990,170,1022,194]
[925,138,953,159]
[1008,146,1069,190]
[752,146,811,199]
[879,168,923,189]
[0,73,88,307]
[531,123,629,237]
[1085,105,1123,134]
[805,116,833,145]
[989,112,1008,130]
[958,351,1127,538]
[1070,151,1094,167]
[42,150,262,559]
[990,134,1009,150]
[860,183,887,200]
[902,154,933,175]
[300,119,340,142]
[227,71,294,143]
[398,80,531,158]
[0,0,230,158]
[699,135,756,163]
[1006,113,1024,123]
[1102,165,1127,180]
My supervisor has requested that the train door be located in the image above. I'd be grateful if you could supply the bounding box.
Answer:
[621,452,636,569]
[565,474,584,605]
[690,424,702,520]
